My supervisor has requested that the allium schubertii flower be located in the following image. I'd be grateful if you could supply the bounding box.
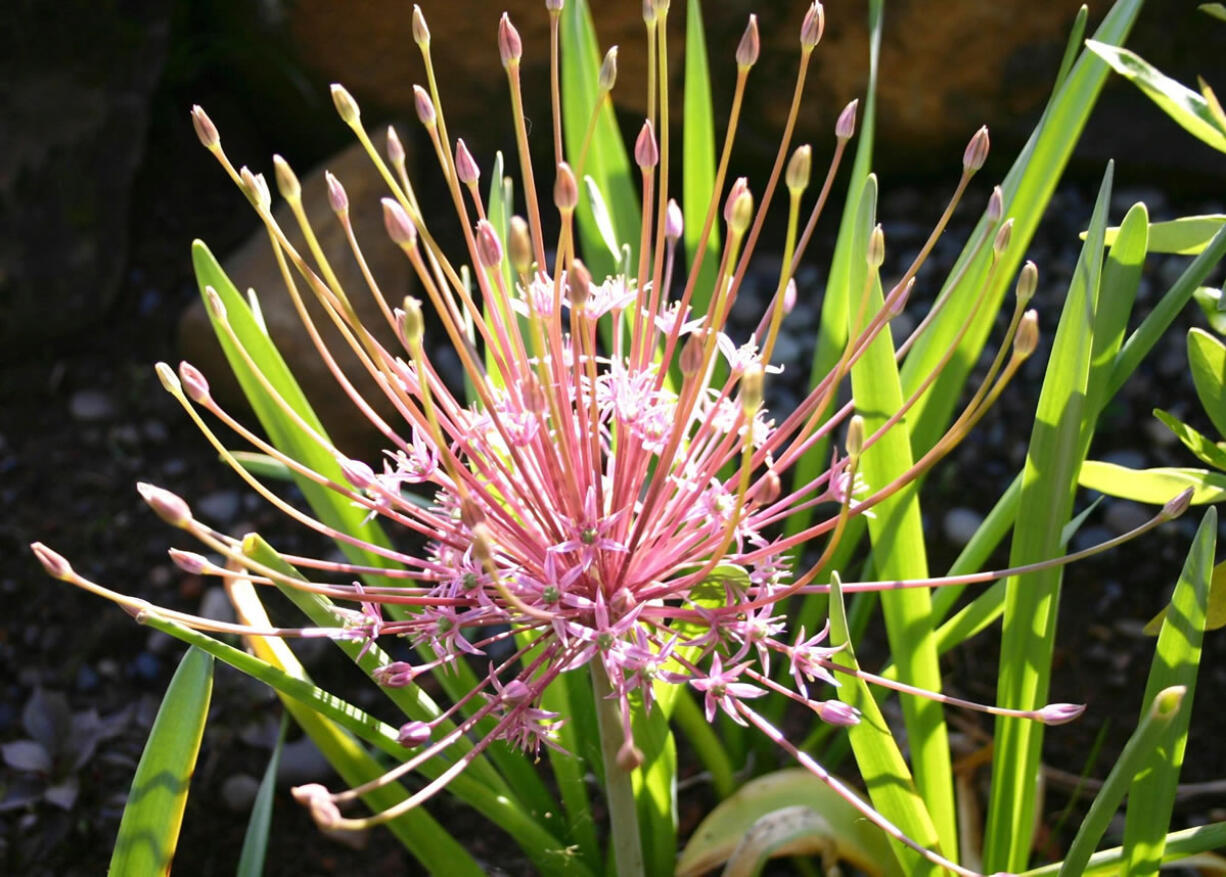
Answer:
[32,2,1191,873]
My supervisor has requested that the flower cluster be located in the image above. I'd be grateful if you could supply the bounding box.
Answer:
[31,1,1188,873]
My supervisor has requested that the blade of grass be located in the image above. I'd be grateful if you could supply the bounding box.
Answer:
[108,647,212,877]
[237,711,288,877]
[682,0,719,318]
[1122,507,1216,871]
[1019,822,1226,875]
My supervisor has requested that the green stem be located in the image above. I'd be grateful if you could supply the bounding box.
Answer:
[591,665,643,877]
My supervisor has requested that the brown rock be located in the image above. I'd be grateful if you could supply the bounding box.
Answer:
[179,131,409,457]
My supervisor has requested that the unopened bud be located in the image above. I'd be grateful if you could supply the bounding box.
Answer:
[500,679,533,705]
[846,414,865,457]
[546,0,564,12]
[1037,703,1085,725]
[554,162,579,211]
[835,99,858,140]
[786,144,812,193]
[568,258,592,306]
[190,105,219,150]
[993,217,1014,256]
[509,216,533,273]
[741,363,764,413]
[888,277,914,317]
[1016,261,1038,306]
[471,521,496,564]
[817,700,860,726]
[499,13,522,67]
[800,1,825,49]
[138,482,193,528]
[204,286,226,320]
[373,661,418,687]
[783,279,797,315]
[617,738,644,771]
[665,199,684,241]
[475,219,503,268]
[382,198,417,247]
[455,138,479,185]
[411,4,430,46]
[642,0,655,24]
[325,171,348,215]
[387,126,406,170]
[599,46,619,92]
[413,85,436,127]
[634,120,658,169]
[178,361,210,402]
[240,167,270,212]
[985,186,1004,225]
[401,297,424,348]
[724,177,748,225]
[154,362,181,395]
[679,331,705,377]
[1161,487,1194,520]
[730,188,754,237]
[737,15,760,67]
[330,83,360,126]
[963,125,990,173]
[169,548,212,575]
[397,720,432,747]
[340,457,376,490]
[523,373,547,413]
[1014,309,1039,357]
[867,224,885,269]
[272,155,301,203]
[293,784,341,830]
[31,542,73,581]
[752,469,782,505]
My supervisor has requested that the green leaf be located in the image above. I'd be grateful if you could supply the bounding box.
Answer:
[682,0,720,320]
[675,769,902,877]
[109,647,213,877]
[237,712,288,877]
[985,163,1114,873]
[1145,556,1226,634]
[583,175,623,261]
[1202,2,1226,22]
[1020,822,1226,875]
[1193,285,1226,335]
[1123,508,1216,871]
[1078,461,1226,505]
[1154,408,1226,469]
[1097,214,1225,254]
[1086,40,1226,152]
[230,450,293,482]
[1188,328,1226,436]
[1057,685,1188,876]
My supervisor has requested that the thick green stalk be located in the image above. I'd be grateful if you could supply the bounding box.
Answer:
[592,665,644,877]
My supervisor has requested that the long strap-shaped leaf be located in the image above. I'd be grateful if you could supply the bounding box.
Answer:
[109,647,212,877]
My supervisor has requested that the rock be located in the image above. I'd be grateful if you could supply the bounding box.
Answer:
[1104,500,1153,535]
[221,773,262,814]
[178,131,406,457]
[942,507,983,546]
[68,389,116,423]
[277,735,332,785]
[196,490,242,524]
[0,1,171,359]
[199,587,237,625]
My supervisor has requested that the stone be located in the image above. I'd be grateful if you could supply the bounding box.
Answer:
[178,131,407,457]
[68,389,116,423]
[942,507,984,546]
[221,773,261,814]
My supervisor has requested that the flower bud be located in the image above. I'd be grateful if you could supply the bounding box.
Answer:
[1161,487,1194,520]
[471,521,496,564]
[523,372,547,413]
[1037,702,1085,725]
[783,278,797,315]
[634,120,658,169]
[846,414,865,457]
[179,361,210,402]
[724,177,748,225]
[454,138,479,185]
[786,144,812,193]
[204,286,226,320]
[476,219,503,268]
[413,84,436,127]
[397,720,432,747]
[1015,261,1038,306]
[401,297,425,349]
[499,13,522,67]
[1014,309,1039,357]
[888,277,914,317]
[986,185,1004,224]
[240,167,270,212]
[330,83,360,126]
[665,199,684,241]
[169,548,212,575]
[993,217,1014,257]
[31,542,73,581]
[411,4,430,46]
[293,784,341,830]
[599,46,619,92]
[272,155,301,203]
[155,362,181,395]
[740,363,764,413]
[387,126,406,170]
[800,1,825,49]
[190,105,219,150]
[679,331,705,377]
[546,0,564,12]
[752,469,782,505]
[509,216,533,273]
[642,0,655,24]
[382,198,417,247]
[729,187,754,237]
[340,457,376,490]
[736,15,760,68]
[499,679,533,705]
[568,258,592,306]
[836,99,858,140]
[867,224,885,269]
[817,699,860,726]
[554,161,579,211]
[963,125,990,173]
[138,482,194,528]
[325,171,348,215]
[616,738,644,771]
[373,661,418,687]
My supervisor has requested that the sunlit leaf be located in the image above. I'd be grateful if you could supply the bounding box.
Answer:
[1096,214,1226,254]
[1188,328,1226,436]
[1154,408,1226,469]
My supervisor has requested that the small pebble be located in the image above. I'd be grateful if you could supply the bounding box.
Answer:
[942,507,984,546]
[131,652,161,682]
[278,736,332,785]
[142,419,169,443]
[196,490,241,523]
[1104,500,1152,535]
[199,587,236,624]
[69,389,116,423]
[221,773,261,814]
